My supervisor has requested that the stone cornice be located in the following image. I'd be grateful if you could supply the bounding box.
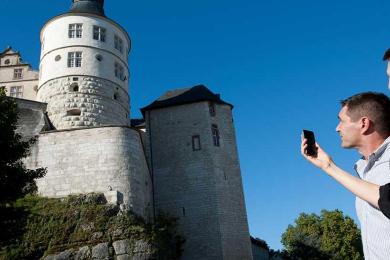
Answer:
[0,78,39,84]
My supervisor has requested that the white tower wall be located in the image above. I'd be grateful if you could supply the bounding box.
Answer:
[38,14,131,129]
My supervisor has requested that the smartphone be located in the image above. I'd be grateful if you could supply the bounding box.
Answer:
[303,130,317,156]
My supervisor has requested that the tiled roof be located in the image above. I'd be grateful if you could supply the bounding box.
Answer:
[140,84,233,116]
[0,46,16,57]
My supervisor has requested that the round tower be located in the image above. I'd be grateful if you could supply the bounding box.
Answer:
[37,0,131,129]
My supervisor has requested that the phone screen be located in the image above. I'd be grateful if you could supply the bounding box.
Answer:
[303,130,317,156]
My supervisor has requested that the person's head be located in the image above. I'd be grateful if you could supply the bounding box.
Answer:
[336,92,390,148]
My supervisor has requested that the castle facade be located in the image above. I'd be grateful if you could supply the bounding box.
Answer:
[2,0,253,259]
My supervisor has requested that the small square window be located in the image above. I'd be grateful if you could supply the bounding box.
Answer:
[10,86,23,98]
[93,25,106,42]
[192,135,201,151]
[69,23,82,38]
[68,52,82,67]
[13,69,23,79]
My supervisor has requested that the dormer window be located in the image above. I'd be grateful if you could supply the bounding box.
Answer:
[114,35,123,53]
[13,69,23,79]
[69,24,83,38]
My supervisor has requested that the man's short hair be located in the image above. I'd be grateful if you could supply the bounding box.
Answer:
[341,92,390,136]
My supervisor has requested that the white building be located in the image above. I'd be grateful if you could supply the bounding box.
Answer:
[0,47,39,100]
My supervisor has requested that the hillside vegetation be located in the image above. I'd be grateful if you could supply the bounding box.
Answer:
[0,193,184,260]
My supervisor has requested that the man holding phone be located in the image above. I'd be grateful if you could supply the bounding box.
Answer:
[301,92,390,259]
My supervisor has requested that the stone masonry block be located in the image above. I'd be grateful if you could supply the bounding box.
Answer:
[113,239,130,255]
[92,242,109,259]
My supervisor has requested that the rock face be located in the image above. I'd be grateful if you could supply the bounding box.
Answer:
[75,246,91,260]
[91,243,109,259]
[44,240,153,260]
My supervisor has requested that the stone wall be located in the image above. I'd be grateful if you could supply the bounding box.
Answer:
[43,240,152,260]
[146,101,252,259]
[251,244,270,260]
[37,76,129,129]
[25,126,152,220]
[210,104,253,259]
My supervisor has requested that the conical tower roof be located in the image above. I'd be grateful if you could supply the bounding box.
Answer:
[69,0,106,17]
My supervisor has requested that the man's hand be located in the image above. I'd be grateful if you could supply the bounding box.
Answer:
[301,138,333,171]
[301,137,381,209]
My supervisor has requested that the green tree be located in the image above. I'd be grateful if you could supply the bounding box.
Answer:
[281,209,363,260]
[0,88,46,206]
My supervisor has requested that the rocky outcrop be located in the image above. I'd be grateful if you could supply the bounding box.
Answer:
[43,240,152,260]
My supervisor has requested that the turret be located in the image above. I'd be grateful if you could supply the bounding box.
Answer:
[37,0,131,129]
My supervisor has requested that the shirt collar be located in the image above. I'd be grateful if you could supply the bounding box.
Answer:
[354,136,390,177]
[367,136,390,162]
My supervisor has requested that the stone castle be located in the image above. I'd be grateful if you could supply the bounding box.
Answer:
[0,0,254,259]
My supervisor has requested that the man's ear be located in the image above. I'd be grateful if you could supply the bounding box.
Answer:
[360,117,371,134]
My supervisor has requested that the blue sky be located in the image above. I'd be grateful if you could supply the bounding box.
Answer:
[2,0,390,250]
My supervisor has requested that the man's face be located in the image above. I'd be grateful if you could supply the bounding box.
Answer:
[336,106,362,148]
[387,62,390,90]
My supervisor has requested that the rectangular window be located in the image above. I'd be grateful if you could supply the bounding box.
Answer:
[93,25,106,42]
[211,124,220,147]
[114,62,124,80]
[209,102,216,117]
[69,23,83,38]
[10,86,23,98]
[68,52,82,67]
[13,68,23,79]
[114,35,123,53]
[192,135,201,151]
